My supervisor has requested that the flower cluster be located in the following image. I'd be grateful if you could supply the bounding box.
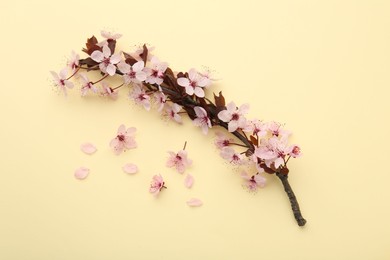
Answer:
[52,30,305,226]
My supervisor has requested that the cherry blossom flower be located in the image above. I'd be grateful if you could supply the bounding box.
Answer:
[192,106,212,135]
[149,174,166,196]
[153,88,166,112]
[122,163,138,174]
[243,119,268,138]
[166,150,192,174]
[100,82,118,100]
[267,121,290,137]
[177,68,209,97]
[254,136,293,169]
[110,124,137,155]
[218,102,250,132]
[199,67,217,87]
[241,171,266,192]
[165,103,183,124]
[290,145,302,158]
[67,51,80,72]
[80,143,97,154]
[117,60,147,85]
[220,147,244,165]
[145,56,168,85]
[79,74,97,96]
[50,68,74,96]
[129,85,151,111]
[214,132,234,149]
[186,198,203,207]
[184,174,194,188]
[90,44,121,76]
[132,45,155,61]
[101,30,122,40]
[74,167,90,180]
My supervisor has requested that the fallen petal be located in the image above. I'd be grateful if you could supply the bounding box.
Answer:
[184,174,194,188]
[186,198,203,207]
[80,143,97,154]
[74,167,90,180]
[122,163,138,174]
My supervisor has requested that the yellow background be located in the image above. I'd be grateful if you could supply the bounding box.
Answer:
[1,0,389,259]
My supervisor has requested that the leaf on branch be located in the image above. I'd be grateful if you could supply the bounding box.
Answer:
[107,39,116,54]
[250,135,258,146]
[260,163,276,174]
[82,35,101,55]
[280,167,289,175]
[123,52,138,65]
[79,58,99,71]
[214,91,226,108]
[139,44,148,64]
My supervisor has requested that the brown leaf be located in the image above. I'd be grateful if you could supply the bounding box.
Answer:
[139,44,148,64]
[107,39,116,54]
[214,91,226,108]
[280,167,289,175]
[250,135,258,146]
[82,36,101,55]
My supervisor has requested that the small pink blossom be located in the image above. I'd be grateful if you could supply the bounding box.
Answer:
[74,167,90,180]
[184,174,194,188]
[101,30,122,40]
[67,51,80,72]
[132,45,155,61]
[199,68,217,87]
[165,103,183,124]
[79,74,97,96]
[214,132,234,149]
[110,124,137,155]
[220,147,244,165]
[166,150,192,174]
[50,68,74,96]
[193,106,212,135]
[100,82,118,100]
[186,198,203,207]
[149,174,166,196]
[154,89,167,112]
[241,171,266,192]
[117,60,147,85]
[80,143,97,154]
[122,163,138,174]
[267,121,290,137]
[177,68,208,97]
[145,57,168,85]
[290,145,302,158]
[243,119,268,138]
[129,85,151,111]
[217,102,250,132]
[254,136,293,169]
[91,44,121,76]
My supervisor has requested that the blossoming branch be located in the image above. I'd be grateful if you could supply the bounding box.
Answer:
[51,31,306,226]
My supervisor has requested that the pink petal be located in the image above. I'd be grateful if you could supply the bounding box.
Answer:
[194,87,205,98]
[80,143,97,154]
[122,163,138,174]
[186,198,203,207]
[74,167,90,180]
[177,77,190,87]
[184,174,194,188]
[91,50,104,62]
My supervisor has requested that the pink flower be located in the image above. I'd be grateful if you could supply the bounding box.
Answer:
[214,132,234,149]
[67,51,80,72]
[149,174,165,196]
[241,171,266,192]
[254,136,293,169]
[79,74,97,96]
[101,30,122,40]
[166,150,192,174]
[145,57,168,85]
[91,44,121,76]
[154,87,166,112]
[192,106,212,135]
[165,103,183,124]
[220,147,244,165]
[117,60,147,85]
[267,121,290,137]
[129,85,151,111]
[50,68,74,96]
[290,145,302,158]
[109,124,137,155]
[100,82,118,100]
[243,119,268,138]
[217,102,250,132]
[177,68,208,97]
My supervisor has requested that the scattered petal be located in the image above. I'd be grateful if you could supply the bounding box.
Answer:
[80,143,97,154]
[122,163,138,174]
[184,174,194,188]
[186,198,203,207]
[74,167,90,180]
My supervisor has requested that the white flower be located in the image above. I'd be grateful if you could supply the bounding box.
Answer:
[117,60,147,85]
[91,44,121,76]
[217,102,249,132]
[192,106,212,135]
[177,68,209,97]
